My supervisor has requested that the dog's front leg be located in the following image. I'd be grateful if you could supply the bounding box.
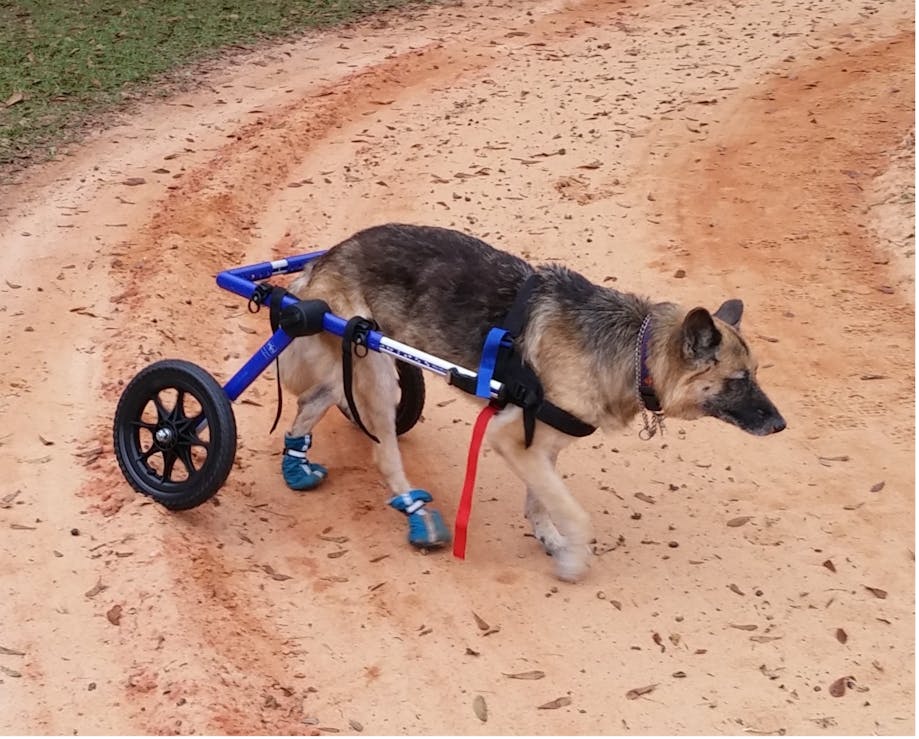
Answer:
[487,409,590,582]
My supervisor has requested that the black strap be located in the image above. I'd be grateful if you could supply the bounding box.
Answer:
[341,316,380,444]
[494,273,597,446]
[266,286,291,434]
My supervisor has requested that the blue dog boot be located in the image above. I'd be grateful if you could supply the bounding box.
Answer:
[282,434,328,491]
[389,490,451,548]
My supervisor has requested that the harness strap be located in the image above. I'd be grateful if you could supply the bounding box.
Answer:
[453,402,500,559]
[341,316,381,444]
[267,286,291,434]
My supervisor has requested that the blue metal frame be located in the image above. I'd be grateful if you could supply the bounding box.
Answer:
[215,249,503,404]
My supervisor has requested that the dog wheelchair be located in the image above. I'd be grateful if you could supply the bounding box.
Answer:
[112,248,508,511]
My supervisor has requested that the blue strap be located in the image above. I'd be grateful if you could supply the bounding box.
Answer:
[476,327,511,398]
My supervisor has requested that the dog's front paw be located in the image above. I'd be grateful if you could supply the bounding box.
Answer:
[552,545,590,582]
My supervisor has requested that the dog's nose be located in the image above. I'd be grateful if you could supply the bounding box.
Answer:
[771,416,786,433]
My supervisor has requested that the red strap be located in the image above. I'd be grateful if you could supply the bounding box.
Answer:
[453,403,499,559]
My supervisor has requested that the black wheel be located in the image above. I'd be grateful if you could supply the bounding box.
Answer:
[113,359,237,510]
[394,361,426,435]
[338,360,426,436]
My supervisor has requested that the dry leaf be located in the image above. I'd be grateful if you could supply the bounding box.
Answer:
[318,534,349,544]
[727,516,752,527]
[822,559,836,573]
[634,492,655,504]
[652,633,665,652]
[538,696,572,709]
[465,647,480,657]
[749,635,783,643]
[0,646,25,656]
[730,624,758,631]
[261,564,292,581]
[3,91,24,107]
[122,177,146,186]
[672,671,687,678]
[327,550,348,559]
[503,670,545,680]
[106,604,123,625]
[0,665,22,678]
[870,481,885,492]
[729,583,745,595]
[835,628,848,644]
[473,695,487,722]
[864,585,888,599]
[626,684,657,700]
[38,435,54,446]
[472,612,490,631]
[828,676,851,697]
[348,720,363,733]
[85,580,107,598]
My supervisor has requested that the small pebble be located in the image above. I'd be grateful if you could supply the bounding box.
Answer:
[70,528,80,536]
[668,541,679,548]
[596,591,606,600]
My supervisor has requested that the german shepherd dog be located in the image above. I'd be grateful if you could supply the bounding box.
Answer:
[278,223,785,581]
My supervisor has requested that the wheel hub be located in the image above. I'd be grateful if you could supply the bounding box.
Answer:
[155,425,176,448]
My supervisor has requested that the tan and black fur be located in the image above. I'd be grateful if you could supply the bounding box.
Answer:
[278,223,785,581]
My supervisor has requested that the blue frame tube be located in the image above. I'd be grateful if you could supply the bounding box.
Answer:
[216,249,502,403]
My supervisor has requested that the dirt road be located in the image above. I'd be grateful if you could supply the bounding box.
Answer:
[0,0,913,734]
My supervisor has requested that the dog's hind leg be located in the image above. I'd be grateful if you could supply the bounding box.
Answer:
[279,334,341,491]
[351,352,450,548]
[487,408,589,581]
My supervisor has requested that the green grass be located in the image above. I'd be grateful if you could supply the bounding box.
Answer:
[0,0,424,167]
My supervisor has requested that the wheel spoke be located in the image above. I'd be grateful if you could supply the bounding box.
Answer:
[130,419,157,432]
[161,450,177,481]
[136,445,159,465]
[174,389,187,421]
[152,393,170,423]
[176,445,196,476]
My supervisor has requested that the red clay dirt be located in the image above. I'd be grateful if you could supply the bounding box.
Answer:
[0,0,914,734]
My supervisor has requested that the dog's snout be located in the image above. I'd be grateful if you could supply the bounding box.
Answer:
[770,415,786,434]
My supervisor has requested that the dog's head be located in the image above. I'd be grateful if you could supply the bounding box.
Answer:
[662,299,786,435]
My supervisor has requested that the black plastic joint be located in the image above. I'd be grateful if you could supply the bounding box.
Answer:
[279,299,331,337]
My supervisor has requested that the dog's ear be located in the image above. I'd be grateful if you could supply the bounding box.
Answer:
[682,307,722,361]
[713,298,744,328]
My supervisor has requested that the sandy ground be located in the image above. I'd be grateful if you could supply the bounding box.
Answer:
[0,0,914,734]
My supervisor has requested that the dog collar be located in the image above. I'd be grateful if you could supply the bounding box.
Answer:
[637,315,662,413]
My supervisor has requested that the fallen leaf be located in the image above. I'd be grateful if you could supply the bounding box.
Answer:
[870,481,885,492]
[828,676,852,697]
[0,646,25,656]
[835,628,848,644]
[10,523,35,530]
[727,516,752,527]
[728,583,745,595]
[749,635,783,643]
[472,612,490,631]
[318,534,349,544]
[38,435,54,446]
[652,633,665,652]
[538,696,572,709]
[261,564,292,581]
[465,647,480,657]
[577,159,602,170]
[672,671,687,678]
[5,280,21,289]
[85,580,107,598]
[818,455,850,463]
[106,604,123,625]
[3,91,24,107]
[730,624,758,631]
[823,559,836,573]
[626,684,657,700]
[503,670,545,680]
[634,492,655,504]
[0,665,22,678]
[122,177,146,186]
[327,550,348,559]
[864,586,887,599]
[473,695,487,722]
[348,720,363,733]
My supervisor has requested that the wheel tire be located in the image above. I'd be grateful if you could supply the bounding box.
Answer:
[337,360,426,436]
[394,361,426,436]
[113,359,237,510]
